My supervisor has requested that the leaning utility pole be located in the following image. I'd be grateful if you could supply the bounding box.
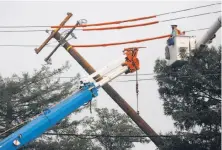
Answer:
[35,13,164,148]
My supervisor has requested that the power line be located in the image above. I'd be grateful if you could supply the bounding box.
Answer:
[80,11,221,31]
[0,26,213,47]
[185,27,210,33]
[0,44,56,47]
[8,73,220,82]
[0,29,53,33]
[43,132,221,138]
[0,3,220,29]
[0,26,211,34]
[115,73,221,82]
[157,2,221,16]
[160,10,221,23]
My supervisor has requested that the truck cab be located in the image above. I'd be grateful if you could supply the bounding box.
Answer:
[165,35,196,67]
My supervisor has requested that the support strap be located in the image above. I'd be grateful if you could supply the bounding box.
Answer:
[135,69,139,115]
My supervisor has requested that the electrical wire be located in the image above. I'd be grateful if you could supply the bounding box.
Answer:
[8,73,220,82]
[156,2,221,16]
[52,16,157,28]
[72,34,171,47]
[0,44,57,47]
[184,27,210,33]
[0,72,220,137]
[42,132,221,138]
[160,10,221,23]
[51,2,221,29]
[0,27,211,34]
[0,113,42,136]
[115,73,221,82]
[0,3,220,29]
[0,121,28,136]
[81,11,221,31]
[0,29,53,33]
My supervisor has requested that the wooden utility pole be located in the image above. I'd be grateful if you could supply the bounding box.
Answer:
[35,13,164,148]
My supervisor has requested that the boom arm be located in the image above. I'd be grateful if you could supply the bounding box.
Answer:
[196,15,221,49]
[0,84,98,150]
[0,48,140,150]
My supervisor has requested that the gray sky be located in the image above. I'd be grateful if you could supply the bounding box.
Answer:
[0,1,221,149]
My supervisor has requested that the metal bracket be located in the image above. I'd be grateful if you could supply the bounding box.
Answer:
[34,12,73,54]
[44,21,82,62]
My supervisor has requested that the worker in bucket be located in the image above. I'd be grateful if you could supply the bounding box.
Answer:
[167,25,182,46]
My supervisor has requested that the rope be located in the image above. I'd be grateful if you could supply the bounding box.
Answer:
[71,34,170,48]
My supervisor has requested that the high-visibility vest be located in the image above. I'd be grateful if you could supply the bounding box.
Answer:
[176,29,181,35]
[172,28,181,37]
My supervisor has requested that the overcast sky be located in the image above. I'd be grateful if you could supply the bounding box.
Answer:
[0,1,221,149]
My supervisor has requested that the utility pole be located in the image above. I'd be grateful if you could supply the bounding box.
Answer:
[35,13,164,148]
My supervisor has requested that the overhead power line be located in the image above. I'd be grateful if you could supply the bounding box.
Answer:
[185,27,210,33]
[43,132,221,139]
[0,27,211,33]
[160,10,221,23]
[0,26,211,47]
[80,11,221,31]
[115,73,221,82]
[0,3,220,29]
[0,29,53,33]
[51,2,221,29]
[157,2,221,16]
[8,73,220,82]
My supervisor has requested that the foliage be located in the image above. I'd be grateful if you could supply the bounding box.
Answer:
[154,46,221,150]
[82,108,149,150]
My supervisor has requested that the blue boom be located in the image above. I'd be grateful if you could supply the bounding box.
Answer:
[0,46,140,150]
[0,83,98,150]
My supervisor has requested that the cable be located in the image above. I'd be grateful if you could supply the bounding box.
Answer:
[0,121,28,136]
[82,11,221,31]
[0,44,57,47]
[8,73,219,83]
[184,27,210,33]
[71,35,171,48]
[0,29,53,33]
[0,3,220,29]
[51,16,157,28]
[0,27,210,34]
[82,21,159,31]
[157,2,221,16]
[160,10,221,23]
[51,2,221,29]
[0,25,49,28]
[115,73,221,82]
[43,132,221,138]
[0,26,211,48]
[0,112,42,136]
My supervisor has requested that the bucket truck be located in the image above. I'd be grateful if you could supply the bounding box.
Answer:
[165,15,221,66]
[0,47,141,150]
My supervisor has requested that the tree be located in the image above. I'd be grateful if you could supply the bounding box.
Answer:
[82,108,149,150]
[0,62,92,149]
[154,46,221,150]
[0,63,149,150]
[0,62,79,136]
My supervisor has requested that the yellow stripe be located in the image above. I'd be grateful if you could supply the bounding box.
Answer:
[67,45,72,51]
[54,28,59,32]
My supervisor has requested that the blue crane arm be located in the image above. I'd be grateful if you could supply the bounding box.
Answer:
[0,83,98,150]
